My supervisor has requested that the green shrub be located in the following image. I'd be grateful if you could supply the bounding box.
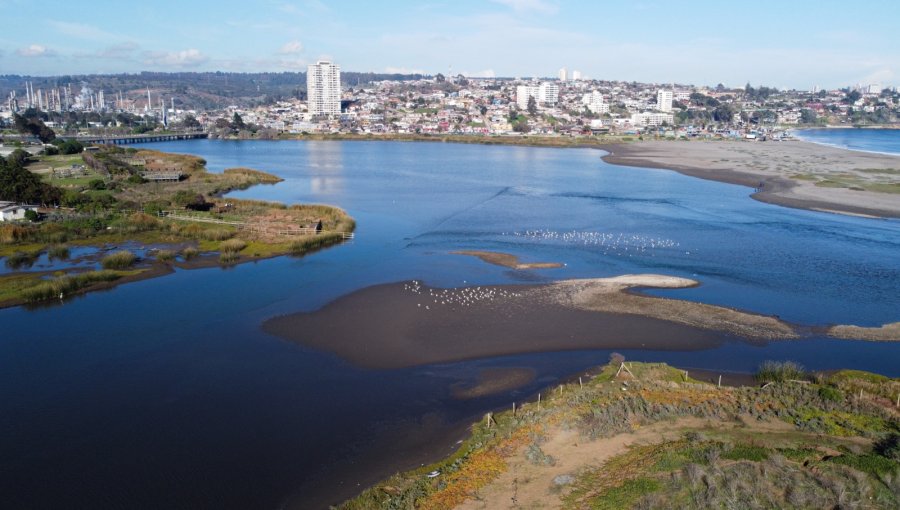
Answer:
[219,251,239,264]
[818,386,843,402]
[181,247,199,260]
[101,250,137,269]
[756,360,806,383]
[154,249,175,262]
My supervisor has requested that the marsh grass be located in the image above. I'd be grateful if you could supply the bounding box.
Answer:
[219,251,239,264]
[20,270,122,302]
[181,247,199,260]
[5,250,40,269]
[48,245,70,260]
[101,250,137,269]
[219,239,247,253]
[154,249,175,262]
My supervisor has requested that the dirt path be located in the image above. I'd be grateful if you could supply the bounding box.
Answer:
[454,416,793,510]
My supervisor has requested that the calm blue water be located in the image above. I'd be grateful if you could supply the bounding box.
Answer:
[2,139,899,509]
[795,127,900,155]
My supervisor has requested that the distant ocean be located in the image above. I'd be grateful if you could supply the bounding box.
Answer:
[794,128,900,156]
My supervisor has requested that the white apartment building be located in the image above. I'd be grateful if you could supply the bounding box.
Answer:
[582,91,610,114]
[571,70,582,81]
[516,83,559,109]
[558,68,567,81]
[307,60,341,116]
[656,89,673,112]
[631,112,674,127]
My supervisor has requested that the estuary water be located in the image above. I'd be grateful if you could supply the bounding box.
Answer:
[2,139,899,508]
[795,127,900,155]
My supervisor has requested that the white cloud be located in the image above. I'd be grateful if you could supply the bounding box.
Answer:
[142,48,209,68]
[279,40,304,54]
[490,0,557,14]
[16,44,55,57]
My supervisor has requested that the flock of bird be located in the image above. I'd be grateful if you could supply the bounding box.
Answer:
[502,229,680,255]
[403,280,521,310]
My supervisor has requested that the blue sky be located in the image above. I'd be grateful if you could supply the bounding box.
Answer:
[0,0,897,89]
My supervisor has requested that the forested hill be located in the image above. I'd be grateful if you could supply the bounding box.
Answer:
[0,71,426,110]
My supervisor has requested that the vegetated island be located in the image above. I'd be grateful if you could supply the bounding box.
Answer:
[602,139,900,218]
[452,250,563,269]
[0,144,354,308]
[342,359,900,510]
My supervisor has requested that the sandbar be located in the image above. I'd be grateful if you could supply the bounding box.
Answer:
[452,250,563,269]
[828,321,900,341]
[602,140,900,218]
[262,275,800,370]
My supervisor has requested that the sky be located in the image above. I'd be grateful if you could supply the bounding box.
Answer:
[0,0,897,90]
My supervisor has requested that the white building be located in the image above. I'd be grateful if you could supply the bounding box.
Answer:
[656,89,673,112]
[582,91,610,114]
[631,112,674,127]
[307,61,342,116]
[516,83,559,109]
[558,68,567,81]
[0,201,38,222]
[571,70,582,81]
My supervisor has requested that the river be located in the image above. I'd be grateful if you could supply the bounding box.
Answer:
[1,139,899,508]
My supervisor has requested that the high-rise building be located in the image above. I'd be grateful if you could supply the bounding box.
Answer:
[656,89,673,112]
[571,70,582,81]
[516,83,559,109]
[307,60,341,116]
[558,67,567,81]
[582,91,609,114]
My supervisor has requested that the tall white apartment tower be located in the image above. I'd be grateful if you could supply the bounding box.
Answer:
[307,60,341,116]
[558,67,567,81]
[656,89,673,112]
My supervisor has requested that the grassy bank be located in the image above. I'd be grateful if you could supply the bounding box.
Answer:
[0,146,355,308]
[342,361,900,509]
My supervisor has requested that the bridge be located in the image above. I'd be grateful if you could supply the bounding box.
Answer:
[76,132,208,145]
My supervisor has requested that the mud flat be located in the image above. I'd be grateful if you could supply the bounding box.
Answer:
[262,275,804,370]
[453,250,563,270]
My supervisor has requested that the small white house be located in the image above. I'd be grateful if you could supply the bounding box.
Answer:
[0,201,39,222]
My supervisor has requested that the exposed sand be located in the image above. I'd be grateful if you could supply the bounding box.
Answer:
[828,321,900,341]
[262,275,805,370]
[545,276,798,340]
[454,416,803,510]
[602,140,900,218]
[453,250,563,270]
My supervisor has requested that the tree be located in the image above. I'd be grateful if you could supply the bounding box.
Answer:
[435,73,446,83]
[713,105,734,123]
[800,109,818,124]
[230,113,245,131]
[845,90,862,103]
[181,114,201,129]
[527,95,537,116]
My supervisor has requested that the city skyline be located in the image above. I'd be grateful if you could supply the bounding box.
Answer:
[0,0,898,90]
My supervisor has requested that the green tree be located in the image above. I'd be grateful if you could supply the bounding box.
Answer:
[527,95,537,116]
[800,109,818,124]
[231,113,245,131]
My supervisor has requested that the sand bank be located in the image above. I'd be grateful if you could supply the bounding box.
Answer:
[452,250,563,269]
[602,140,900,218]
[828,321,900,341]
[262,275,804,370]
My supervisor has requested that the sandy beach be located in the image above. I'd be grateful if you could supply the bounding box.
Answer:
[602,140,900,218]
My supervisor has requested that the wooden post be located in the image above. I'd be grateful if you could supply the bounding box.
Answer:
[538,393,541,406]
[683,370,688,382]
[579,377,583,389]
[718,375,722,388]
[512,402,516,416]
[486,412,493,428]
[558,385,563,396]
[895,393,899,408]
